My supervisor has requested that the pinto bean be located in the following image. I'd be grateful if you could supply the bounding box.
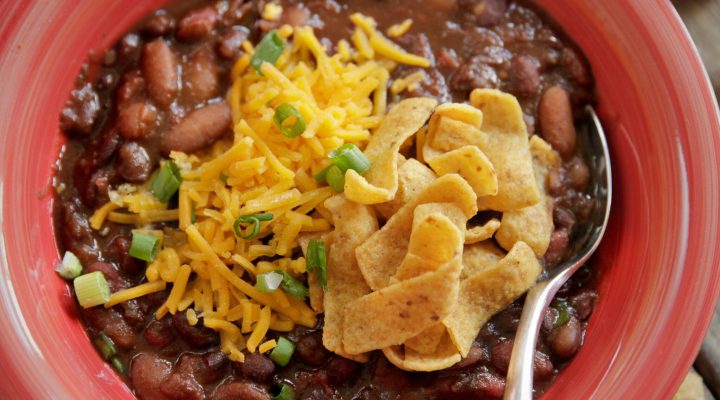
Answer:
[210,381,270,400]
[295,332,330,366]
[143,39,179,108]
[238,353,275,383]
[539,85,577,158]
[118,102,157,140]
[184,49,219,103]
[509,55,540,97]
[459,0,507,26]
[116,142,153,183]
[131,353,173,400]
[177,6,218,42]
[160,102,232,154]
[550,315,582,357]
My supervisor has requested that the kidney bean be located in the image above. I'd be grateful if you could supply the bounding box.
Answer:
[130,353,173,400]
[450,57,499,93]
[544,229,569,266]
[372,356,409,390]
[160,102,232,154]
[550,315,582,357]
[118,33,142,64]
[238,353,275,383]
[459,0,507,26]
[561,47,591,86]
[438,367,506,399]
[172,312,220,348]
[222,0,254,26]
[326,356,360,386]
[449,342,486,370]
[118,102,157,140]
[217,27,249,60]
[177,6,218,42]
[176,351,228,384]
[295,332,330,366]
[570,289,598,321]
[491,338,554,379]
[184,49,220,103]
[553,206,576,233]
[566,156,590,191]
[539,85,577,158]
[144,319,175,349]
[533,351,555,380]
[542,307,560,334]
[160,372,203,400]
[211,381,270,400]
[60,83,101,136]
[142,11,176,38]
[143,39,179,108]
[509,55,540,97]
[84,307,136,350]
[117,72,145,103]
[85,261,127,292]
[116,142,153,183]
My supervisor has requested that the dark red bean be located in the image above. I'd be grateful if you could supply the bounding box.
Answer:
[84,307,136,350]
[490,339,513,374]
[131,353,173,400]
[539,85,577,159]
[177,6,218,42]
[542,306,560,334]
[85,261,127,292]
[550,315,582,357]
[326,356,360,386]
[142,11,176,38]
[372,356,409,390]
[118,33,142,64]
[279,4,311,27]
[184,48,220,103]
[117,73,145,104]
[436,367,506,399]
[143,39,179,108]
[176,351,228,384]
[118,102,157,140]
[449,342,486,370]
[172,312,220,348]
[533,351,555,380]
[509,55,540,97]
[160,102,232,154]
[238,353,275,383]
[295,332,330,366]
[450,57,499,93]
[570,289,598,321]
[294,370,334,397]
[210,381,270,400]
[544,229,569,266]
[144,319,175,349]
[553,206,576,233]
[222,0,254,26]
[60,83,100,136]
[160,372,203,400]
[116,142,153,183]
[217,27,249,60]
[459,0,508,26]
[566,156,590,191]
[562,47,591,86]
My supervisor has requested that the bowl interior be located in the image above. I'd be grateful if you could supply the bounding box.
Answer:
[1,0,719,398]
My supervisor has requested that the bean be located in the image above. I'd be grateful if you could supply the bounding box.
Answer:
[60,83,100,136]
[295,332,330,366]
[217,27,249,60]
[159,372,203,400]
[210,381,270,400]
[85,261,127,292]
[184,48,220,104]
[553,206,576,233]
[372,356,408,390]
[542,307,560,334]
[238,353,275,383]
[566,156,590,191]
[509,55,540,97]
[84,307,136,350]
[459,0,508,26]
[118,102,157,140]
[436,367,506,398]
[279,4,311,27]
[449,342,486,370]
[176,351,228,384]
[449,57,499,93]
[130,353,173,400]
[116,142,153,183]
[539,85,577,158]
[142,11,176,38]
[177,6,218,42]
[550,315,582,357]
[544,228,569,266]
[562,47,591,86]
[326,356,360,386]
[533,351,555,380]
[172,312,219,348]
[144,319,175,349]
[570,289,598,321]
[143,39,179,108]
[160,102,232,154]
[491,339,555,379]
[118,33,142,64]
[117,72,145,104]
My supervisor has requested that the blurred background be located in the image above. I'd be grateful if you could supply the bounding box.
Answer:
[673,1,719,399]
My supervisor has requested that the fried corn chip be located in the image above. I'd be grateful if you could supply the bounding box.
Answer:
[322,195,379,362]
[444,241,541,357]
[342,256,462,355]
[465,218,501,244]
[427,114,487,153]
[356,174,477,290]
[461,241,506,279]
[403,323,447,355]
[298,232,330,313]
[375,157,437,220]
[426,146,498,198]
[344,98,438,204]
[384,332,462,371]
[470,89,540,211]
[496,136,561,257]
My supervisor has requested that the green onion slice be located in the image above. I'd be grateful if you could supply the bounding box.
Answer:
[314,166,331,183]
[274,270,308,299]
[233,213,274,240]
[129,232,160,262]
[325,165,345,193]
[73,271,111,308]
[257,271,284,293]
[270,336,296,367]
[251,30,285,73]
[555,301,570,327]
[219,172,229,184]
[272,383,295,400]
[329,143,371,174]
[94,332,117,360]
[56,251,82,280]
[273,103,306,138]
[307,239,327,291]
[111,356,125,374]
[151,160,183,202]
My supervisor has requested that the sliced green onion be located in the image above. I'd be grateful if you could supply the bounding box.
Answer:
[251,30,285,73]
[257,271,284,293]
[190,201,197,224]
[329,144,371,174]
[325,165,345,193]
[219,172,229,184]
[555,301,570,327]
[233,213,274,240]
[56,251,82,280]
[272,383,295,400]
[73,271,110,308]
[94,332,116,360]
[110,356,125,374]
[314,166,331,183]
[273,103,306,138]
[270,336,296,367]
[275,270,308,299]
[307,239,327,291]
[151,160,183,202]
[129,232,160,262]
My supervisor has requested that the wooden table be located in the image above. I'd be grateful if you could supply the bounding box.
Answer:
[672,1,720,399]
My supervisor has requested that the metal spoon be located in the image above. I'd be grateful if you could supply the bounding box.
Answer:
[504,106,612,400]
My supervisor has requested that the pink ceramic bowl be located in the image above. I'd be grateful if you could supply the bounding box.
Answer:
[1,0,719,398]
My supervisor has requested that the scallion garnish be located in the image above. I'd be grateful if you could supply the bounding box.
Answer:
[555,301,570,327]
[233,213,274,240]
[129,232,160,262]
[219,172,229,184]
[110,356,125,374]
[307,239,327,291]
[151,160,183,202]
[56,251,82,280]
[329,143,371,174]
[73,271,111,308]
[325,165,345,193]
[272,383,295,400]
[274,270,308,299]
[94,332,117,360]
[314,166,331,183]
[273,103,306,138]
[257,271,284,293]
[270,336,296,367]
[251,30,285,73]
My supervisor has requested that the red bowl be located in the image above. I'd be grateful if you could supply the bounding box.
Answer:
[1,0,719,398]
